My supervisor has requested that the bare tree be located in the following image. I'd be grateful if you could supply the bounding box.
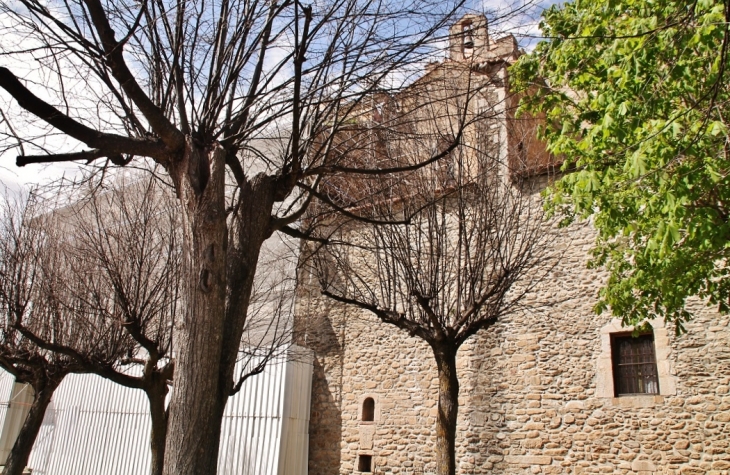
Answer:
[27,175,181,475]
[0,191,130,475]
[3,169,302,475]
[309,90,555,474]
[58,172,302,474]
[0,0,474,471]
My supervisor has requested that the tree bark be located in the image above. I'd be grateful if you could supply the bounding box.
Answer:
[147,378,168,475]
[2,377,61,475]
[432,344,459,475]
[163,141,230,475]
[163,140,276,475]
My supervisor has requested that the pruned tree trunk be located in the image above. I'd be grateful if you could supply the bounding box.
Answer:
[163,141,277,475]
[2,377,61,475]
[147,379,169,475]
[163,142,230,475]
[433,344,459,475]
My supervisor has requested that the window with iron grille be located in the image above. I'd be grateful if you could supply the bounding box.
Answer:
[611,333,660,396]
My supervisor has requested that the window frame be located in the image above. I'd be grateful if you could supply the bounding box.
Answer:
[596,318,677,401]
[610,332,660,397]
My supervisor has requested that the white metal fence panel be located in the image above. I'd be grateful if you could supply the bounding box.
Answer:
[0,371,15,432]
[27,373,152,475]
[0,380,34,465]
[0,347,312,475]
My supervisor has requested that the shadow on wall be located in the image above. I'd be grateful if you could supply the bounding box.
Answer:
[295,309,343,475]
[457,329,506,475]
[308,357,343,475]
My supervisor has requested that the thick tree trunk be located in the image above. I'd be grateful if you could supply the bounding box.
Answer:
[216,174,277,400]
[163,142,230,475]
[432,344,459,475]
[147,378,168,475]
[2,378,60,475]
[163,140,276,475]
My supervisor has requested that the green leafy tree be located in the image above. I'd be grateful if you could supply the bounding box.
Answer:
[511,0,730,330]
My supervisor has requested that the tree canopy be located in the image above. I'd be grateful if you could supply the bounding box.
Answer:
[511,0,730,330]
[0,0,468,472]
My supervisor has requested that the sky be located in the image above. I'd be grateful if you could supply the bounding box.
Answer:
[0,0,562,194]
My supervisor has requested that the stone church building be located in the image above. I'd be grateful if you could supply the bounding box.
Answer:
[295,15,730,475]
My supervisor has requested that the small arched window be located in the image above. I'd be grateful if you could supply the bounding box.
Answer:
[362,397,375,422]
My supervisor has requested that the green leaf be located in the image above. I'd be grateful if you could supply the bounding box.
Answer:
[708,121,726,137]
[511,0,730,327]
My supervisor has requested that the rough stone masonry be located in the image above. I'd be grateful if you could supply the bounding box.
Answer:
[294,14,730,475]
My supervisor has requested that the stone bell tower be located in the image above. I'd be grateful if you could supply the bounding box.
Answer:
[448,14,519,64]
[449,14,489,62]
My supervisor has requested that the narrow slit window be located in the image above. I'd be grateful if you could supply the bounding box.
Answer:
[358,455,372,473]
[362,397,375,422]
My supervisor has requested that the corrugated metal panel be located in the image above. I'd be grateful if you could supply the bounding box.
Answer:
[0,382,34,465]
[0,370,18,460]
[277,349,313,475]
[0,371,15,427]
[27,372,151,475]
[0,346,312,475]
[219,353,288,475]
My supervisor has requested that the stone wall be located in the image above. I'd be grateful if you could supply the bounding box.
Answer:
[295,15,730,474]
[296,213,730,475]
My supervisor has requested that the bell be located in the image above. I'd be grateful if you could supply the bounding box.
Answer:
[463,28,474,51]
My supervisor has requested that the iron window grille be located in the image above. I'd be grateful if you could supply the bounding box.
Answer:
[611,333,660,396]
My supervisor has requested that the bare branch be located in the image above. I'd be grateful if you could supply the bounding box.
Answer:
[0,67,167,160]
[82,0,184,149]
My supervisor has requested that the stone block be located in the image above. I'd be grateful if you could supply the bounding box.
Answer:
[359,425,374,450]
[632,460,656,471]
[680,468,705,475]
[504,455,552,465]
[714,412,730,422]
[565,401,584,411]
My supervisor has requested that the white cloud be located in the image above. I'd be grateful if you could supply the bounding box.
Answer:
[482,0,561,50]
